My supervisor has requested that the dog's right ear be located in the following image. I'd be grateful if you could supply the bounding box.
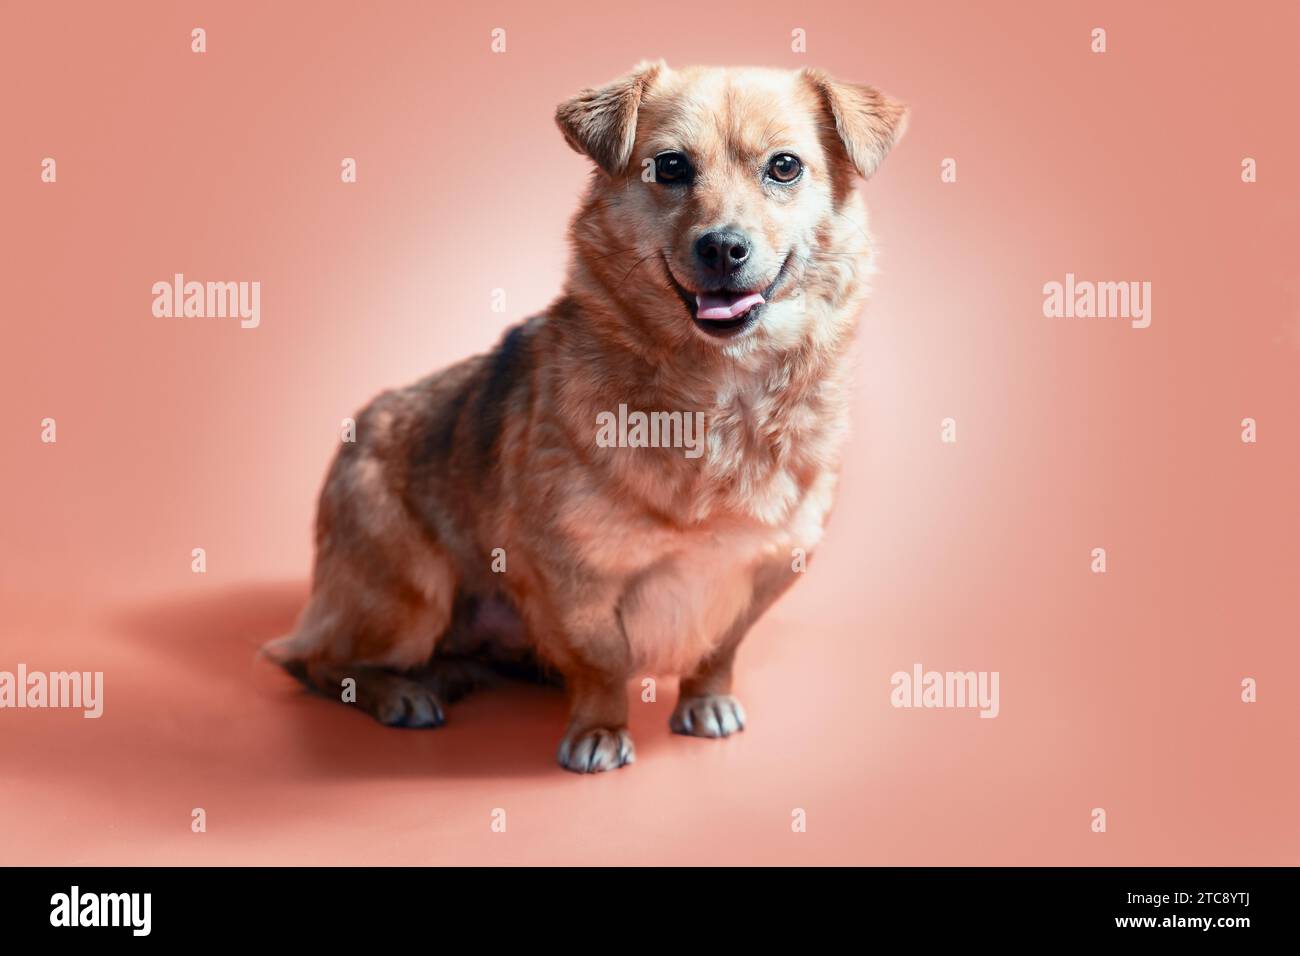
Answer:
[556,61,666,177]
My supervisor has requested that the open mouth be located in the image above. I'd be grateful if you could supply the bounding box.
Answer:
[664,253,792,339]
[694,291,767,335]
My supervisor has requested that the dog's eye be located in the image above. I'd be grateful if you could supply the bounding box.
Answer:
[766,153,803,184]
[654,151,693,184]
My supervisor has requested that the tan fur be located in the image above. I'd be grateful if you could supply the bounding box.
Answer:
[265,63,907,772]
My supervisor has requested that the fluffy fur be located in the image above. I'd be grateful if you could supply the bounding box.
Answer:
[265,63,907,772]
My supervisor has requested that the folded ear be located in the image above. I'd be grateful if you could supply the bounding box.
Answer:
[801,68,908,179]
[555,60,666,177]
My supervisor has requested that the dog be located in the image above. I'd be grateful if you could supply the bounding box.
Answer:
[265,62,907,773]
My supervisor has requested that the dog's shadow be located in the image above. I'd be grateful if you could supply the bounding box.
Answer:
[110,581,672,781]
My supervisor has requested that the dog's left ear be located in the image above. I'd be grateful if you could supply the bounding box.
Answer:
[801,68,908,179]
[556,60,666,177]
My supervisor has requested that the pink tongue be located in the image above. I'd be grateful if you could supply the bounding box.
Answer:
[695,291,765,321]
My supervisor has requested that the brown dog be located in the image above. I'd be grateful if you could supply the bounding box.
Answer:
[265,62,907,772]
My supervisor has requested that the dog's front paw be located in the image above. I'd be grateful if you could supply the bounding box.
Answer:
[671,694,746,738]
[557,726,635,774]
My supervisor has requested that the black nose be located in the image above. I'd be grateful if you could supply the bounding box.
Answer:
[694,230,751,279]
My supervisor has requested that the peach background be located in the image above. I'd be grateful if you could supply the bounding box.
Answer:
[1,1,1298,865]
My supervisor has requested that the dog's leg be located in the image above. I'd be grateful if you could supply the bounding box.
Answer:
[671,643,747,738]
[304,661,448,728]
[556,670,633,773]
[671,555,798,738]
[528,593,635,773]
[268,583,461,729]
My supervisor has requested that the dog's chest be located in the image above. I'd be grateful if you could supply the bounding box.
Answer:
[617,528,768,675]
[612,470,836,675]
[547,360,846,675]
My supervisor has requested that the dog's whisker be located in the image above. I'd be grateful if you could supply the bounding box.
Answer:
[831,209,872,244]
[761,124,792,151]
[615,250,658,291]
[588,245,640,263]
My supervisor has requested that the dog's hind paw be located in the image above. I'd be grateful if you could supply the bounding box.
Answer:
[369,676,446,728]
[670,694,746,738]
[556,726,635,774]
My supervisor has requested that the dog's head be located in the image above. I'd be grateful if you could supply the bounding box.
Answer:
[557,63,907,359]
